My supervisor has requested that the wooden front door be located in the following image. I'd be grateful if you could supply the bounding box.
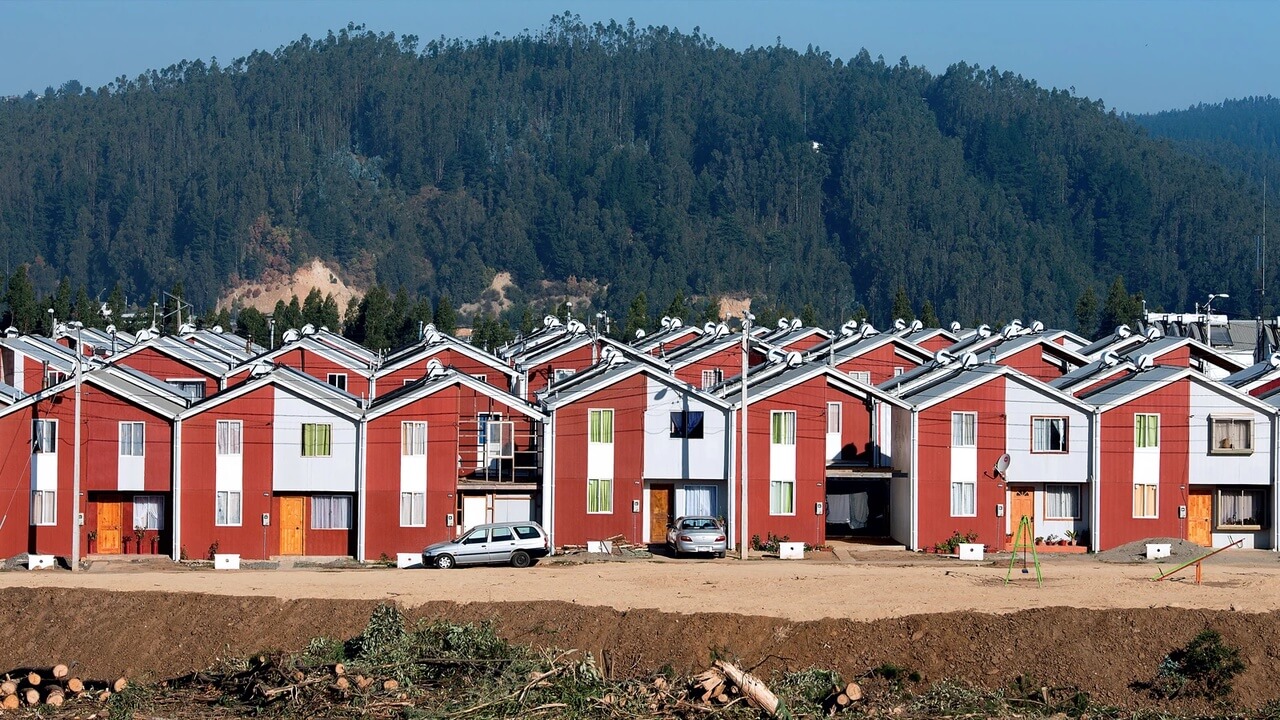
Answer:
[1187,488,1213,546]
[1009,486,1035,544]
[648,484,675,543]
[279,497,306,556]
[97,501,124,554]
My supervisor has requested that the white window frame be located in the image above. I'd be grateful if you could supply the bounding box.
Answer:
[32,419,57,454]
[770,411,797,445]
[701,368,723,389]
[552,368,575,386]
[401,421,427,456]
[215,490,242,526]
[301,423,332,458]
[119,421,145,457]
[826,402,842,434]
[327,373,348,392]
[1209,416,1253,455]
[1032,416,1068,454]
[1133,482,1159,519]
[587,478,613,514]
[167,378,207,401]
[216,420,242,456]
[400,491,426,527]
[950,479,977,517]
[312,495,352,530]
[847,370,871,385]
[31,489,56,526]
[589,408,614,444]
[1044,484,1081,520]
[1135,413,1159,449]
[133,494,164,531]
[951,412,977,448]
[770,479,796,515]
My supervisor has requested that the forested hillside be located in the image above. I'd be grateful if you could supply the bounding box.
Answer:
[0,17,1268,331]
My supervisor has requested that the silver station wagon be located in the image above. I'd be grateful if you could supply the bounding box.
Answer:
[422,521,550,569]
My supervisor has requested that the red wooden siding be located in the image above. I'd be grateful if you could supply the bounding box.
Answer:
[113,346,219,397]
[833,343,925,385]
[272,348,370,399]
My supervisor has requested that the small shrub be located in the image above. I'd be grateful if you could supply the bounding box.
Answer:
[872,662,922,686]
[1152,628,1245,699]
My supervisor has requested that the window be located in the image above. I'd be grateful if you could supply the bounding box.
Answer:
[770,479,795,515]
[119,422,144,457]
[771,411,796,445]
[301,423,332,457]
[950,480,976,516]
[327,373,347,391]
[701,369,723,389]
[1032,417,1068,453]
[670,411,705,439]
[473,374,487,384]
[30,490,55,525]
[587,478,613,513]
[951,412,976,447]
[32,419,56,454]
[685,485,717,516]
[215,491,242,526]
[461,529,488,545]
[589,409,614,444]
[169,380,206,401]
[1045,484,1081,519]
[848,370,871,385]
[399,492,425,526]
[477,412,502,444]
[44,370,67,388]
[1210,417,1252,454]
[1133,483,1158,518]
[513,525,542,540]
[1135,414,1159,448]
[552,368,575,385]
[403,379,415,387]
[826,402,842,434]
[312,495,352,529]
[134,495,164,530]
[1218,488,1264,528]
[893,366,905,377]
[216,421,242,455]
[491,526,513,542]
[401,421,427,456]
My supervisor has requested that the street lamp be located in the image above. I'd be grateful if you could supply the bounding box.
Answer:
[1206,293,1230,316]
[739,311,754,560]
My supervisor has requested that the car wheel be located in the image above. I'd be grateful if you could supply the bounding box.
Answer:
[716,551,725,559]
[435,554,456,570]
[510,550,531,568]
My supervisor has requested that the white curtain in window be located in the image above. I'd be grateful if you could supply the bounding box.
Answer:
[684,485,715,516]
[312,495,352,529]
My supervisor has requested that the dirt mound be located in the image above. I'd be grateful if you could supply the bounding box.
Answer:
[2,588,1279,711]
[1098,537,1211,564]
[218,258,361,314]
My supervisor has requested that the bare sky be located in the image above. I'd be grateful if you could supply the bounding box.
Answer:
[2,0,1277,114]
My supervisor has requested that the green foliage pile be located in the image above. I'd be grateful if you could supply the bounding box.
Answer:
[0,18,1273,336]
[1151,629,1246,700]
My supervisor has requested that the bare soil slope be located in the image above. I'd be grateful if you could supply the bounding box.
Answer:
[3,587,1278,710]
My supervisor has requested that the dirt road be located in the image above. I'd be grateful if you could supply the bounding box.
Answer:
[2,549,1278,621]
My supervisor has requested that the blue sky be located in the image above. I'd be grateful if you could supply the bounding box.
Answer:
[2,0,1276,114]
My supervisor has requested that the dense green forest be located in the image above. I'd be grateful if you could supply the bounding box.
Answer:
[0,16,1270,337]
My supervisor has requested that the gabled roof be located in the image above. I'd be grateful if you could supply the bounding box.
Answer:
[1076,329,1152,360]
[377,332,518,381]
[107,335,234,378]
[228,335,375,378]
[1134,336,1246,373]
[183,329,261,360]
[988,334,1088,368]
[1223,357,1280,391]
[905,327,959,347]
[542,357,730,411]
[0,364,190,420]
[1049,356,1137,393]
[310,328,379,365]
[714,357,911,410]
[0,335,79,373]
[1082,365,1276,415]
[631,321,702,353]
[812,331,932,366]
[514,330,595,368]
[182,365,363,420]
[894,362,1093,413]
[662,329,748,368]
[368,367,546,420]
[759,324,832,348]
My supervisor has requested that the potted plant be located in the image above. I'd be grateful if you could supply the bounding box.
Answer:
[133,526,146,554]
[1064,529,1079,546]
[1045,534,1061,546]
[150,531,159,554]
[1034,536,1045,546]
[86,530,97,554]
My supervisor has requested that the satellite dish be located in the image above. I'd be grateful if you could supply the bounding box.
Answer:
[1029,320,1045,333]
[767,347,784,363]
[605,348,627,368]
[935,350,955,366]
[908,319,923,333]
[703,322,717,333]
[1001,323,1018,339]
[660,316,673,329]
[789,317,802,331]
[994,453,1011,477]
[840,321,857,337]
[600,346,617,363]
[858,322,879,340]
[4,327,18,337]
[425,358,445,379]
[949,321,961,333]
[669,318,682,329]
[543,315,562,328]
[281,329,300,344]
[106,324,117,335]
[785,350,803,367]
[134,328,153,342]
[423,328,443,345]
[1270,352,1280,369]
[1136,354,1155,371]
[893,318,907,331]
[210,325,223,334]
[1144,325,1162,341]
[249,362,273,378]
[976,324,991,338]
[178,322,196,335]
[1102,350,1120,367]
[98,303,112,319]
[54,322,68,336]
[961,352,979,369]
[715,322,729,339]
[301,323,316,335]
[1116,324,1132,339]
[635,328,646,339]
[567,319,586,334]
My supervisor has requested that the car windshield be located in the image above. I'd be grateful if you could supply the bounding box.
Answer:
[680,518,719,530]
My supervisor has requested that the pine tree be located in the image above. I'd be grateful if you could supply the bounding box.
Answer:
[919,299,940,328]
[1074,286,1100,339]
[1099,276,1143,333]
[235,307,269,347]
[891,286,915,324]
[71,285,94,325]
[666,290,687,320]
[433,296,457,335]
[623,292,649,340]
[800,302,818,327]
[301,288,325,327]
[3,266,40,333]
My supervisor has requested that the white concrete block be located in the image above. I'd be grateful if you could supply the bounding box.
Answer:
[778,542,805,559]
[213,553,240,570]
[958,543,984,561]
[1146,543,1171,560]
[397,553,424,569]
[27,554,55,570]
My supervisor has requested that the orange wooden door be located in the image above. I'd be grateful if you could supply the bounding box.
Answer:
[1187,489,1213,546]
[279,497,305,556]
[649,485,674,542]
[97,501,123,554]
[1009,486,1035,542]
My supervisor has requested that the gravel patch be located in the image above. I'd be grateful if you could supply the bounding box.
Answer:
[1095,537,1208,564]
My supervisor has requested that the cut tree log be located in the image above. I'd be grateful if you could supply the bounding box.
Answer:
[26,672,40,686]
[51,664,68,680]
[1,694,18,710]
[845,681,863,702]
[0,678,15,695]
[66,677,84,694]
[44,688,64,707]
[23,687,39,705]
[713,660,782,717]
[382,679,399,691]
[835,692,851,707]
[112,677,128,693]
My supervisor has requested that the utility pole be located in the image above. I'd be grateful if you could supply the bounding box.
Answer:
[739,311,754,560]
[70,322,83,571]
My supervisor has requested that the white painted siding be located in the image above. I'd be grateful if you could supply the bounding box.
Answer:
[271,387,357,492]
[642,377,727,480]
[1003,380,1089,483]
[1187,383,1271,486]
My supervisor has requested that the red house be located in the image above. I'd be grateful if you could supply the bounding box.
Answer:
[0,334,78,394]
[376,326,520,395]
[107,335,232,401]
[665,327,766,391]
[363,366,545,560]
[632,318,703,356]
[809,326,932,386]
[1083,365,1275,550]
[225,335,374,399]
